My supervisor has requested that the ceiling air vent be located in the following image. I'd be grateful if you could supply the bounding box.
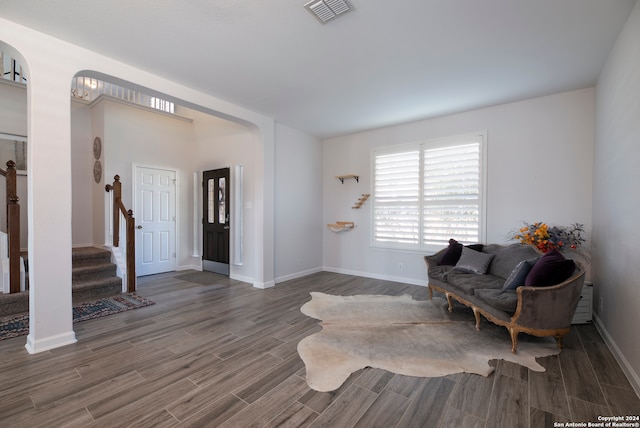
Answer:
[305,0,352,24]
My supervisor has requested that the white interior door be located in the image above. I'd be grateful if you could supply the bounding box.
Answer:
[135,166,176,276]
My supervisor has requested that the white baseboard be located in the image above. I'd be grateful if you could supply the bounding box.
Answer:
[253,280,275,289]
[25,331,77,354]
[230,273,253,284]
[177,263,201,272]
[322,266,428,287]
[593,312,640,398]
[275,267,323,284]
[173,264,423,289]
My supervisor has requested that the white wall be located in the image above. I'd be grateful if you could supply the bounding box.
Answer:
[274,123,323,282]
[99,99,195,271]
[91,100,106,245]
[323,88,594,286]
[594,1,640,394]
[189,109,257,282]
[70,100,94,247]
[0,80,27,136]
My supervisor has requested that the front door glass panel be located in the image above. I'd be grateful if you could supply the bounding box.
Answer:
[219,177,226,224]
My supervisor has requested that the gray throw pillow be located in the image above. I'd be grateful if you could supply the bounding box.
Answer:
[455,247,495,275]
[502,258,539,290]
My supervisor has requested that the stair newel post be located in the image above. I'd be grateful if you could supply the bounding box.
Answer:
[112,175,122,248]
[5,161,16,227]
[105,175,122,247]
[5,161,20,294]
[106,174,136,293]
[7,195,20,294]
[126,209,136,292]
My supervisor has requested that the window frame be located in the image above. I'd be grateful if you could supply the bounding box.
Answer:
[370,131,487,252]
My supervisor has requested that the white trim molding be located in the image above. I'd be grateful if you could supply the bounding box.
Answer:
[593,312,640,397]
[25,331,77,354]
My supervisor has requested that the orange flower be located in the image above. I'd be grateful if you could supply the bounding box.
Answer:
[512,222,585,253]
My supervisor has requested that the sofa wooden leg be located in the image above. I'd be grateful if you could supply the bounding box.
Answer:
[510,329,519,354]
[428,286,433,300]
[472,308,481,330]
[555,335,564,349]
[445,293,453,312]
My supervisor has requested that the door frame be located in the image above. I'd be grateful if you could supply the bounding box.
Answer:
[132,163,179,275]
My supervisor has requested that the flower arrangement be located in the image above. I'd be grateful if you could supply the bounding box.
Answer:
[512,222,586,253]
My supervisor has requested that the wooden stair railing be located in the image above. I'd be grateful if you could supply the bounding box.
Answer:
[105,175,136,292]
[0,160,20,293]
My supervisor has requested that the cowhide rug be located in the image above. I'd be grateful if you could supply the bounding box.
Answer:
[297,292,561,392]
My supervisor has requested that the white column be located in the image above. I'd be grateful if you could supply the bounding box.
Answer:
[25,57,76,353]
[192,171,200,258]
[252,124,275,289]
[232,164,243,266]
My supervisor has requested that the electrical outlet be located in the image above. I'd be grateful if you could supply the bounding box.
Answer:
[599,297,604,312]
[398,262,404,271]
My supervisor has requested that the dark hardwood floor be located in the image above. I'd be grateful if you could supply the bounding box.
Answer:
[0,271,638,427]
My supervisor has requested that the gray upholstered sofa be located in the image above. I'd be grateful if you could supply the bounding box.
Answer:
[424,242,585,353]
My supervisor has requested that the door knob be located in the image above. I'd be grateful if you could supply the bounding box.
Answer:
[137,225,143,229]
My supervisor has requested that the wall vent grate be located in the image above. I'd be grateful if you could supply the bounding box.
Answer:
[305,0,352,24]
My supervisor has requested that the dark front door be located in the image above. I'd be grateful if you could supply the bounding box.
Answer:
[202,168,230,275]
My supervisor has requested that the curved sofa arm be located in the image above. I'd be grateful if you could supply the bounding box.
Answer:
[512,263,586,330]
[424,248,447,270]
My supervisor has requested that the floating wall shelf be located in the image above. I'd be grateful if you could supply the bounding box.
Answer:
[327,221,354,232]
[336,174,359,183]
[352,194,370,209]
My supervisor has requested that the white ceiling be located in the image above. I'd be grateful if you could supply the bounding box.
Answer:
[0,0,636,138]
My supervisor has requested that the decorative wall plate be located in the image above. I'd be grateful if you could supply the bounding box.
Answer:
[93,137,102,159]
[93,160,102,183]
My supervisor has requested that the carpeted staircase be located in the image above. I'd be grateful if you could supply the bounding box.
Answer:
[71,247,122,303]
[0,246,122,317]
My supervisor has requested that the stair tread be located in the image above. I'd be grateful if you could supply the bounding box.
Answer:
[72,247,111,262]
[71,247,121,300]
[21,246,110,262]
[73,262,116,272]
[72,246,110,256]
[73,276,121,287]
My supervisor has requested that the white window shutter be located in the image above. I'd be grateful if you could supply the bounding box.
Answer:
[371,133,485,251]
[373,150,420,247]
[423,143,480,246]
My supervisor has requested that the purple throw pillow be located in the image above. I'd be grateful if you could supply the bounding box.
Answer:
[438,239,485,266]
[438,239,463,265]
[524,250,576,286]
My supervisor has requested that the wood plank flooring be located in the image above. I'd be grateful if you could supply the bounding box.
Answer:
[0,271,638,427]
